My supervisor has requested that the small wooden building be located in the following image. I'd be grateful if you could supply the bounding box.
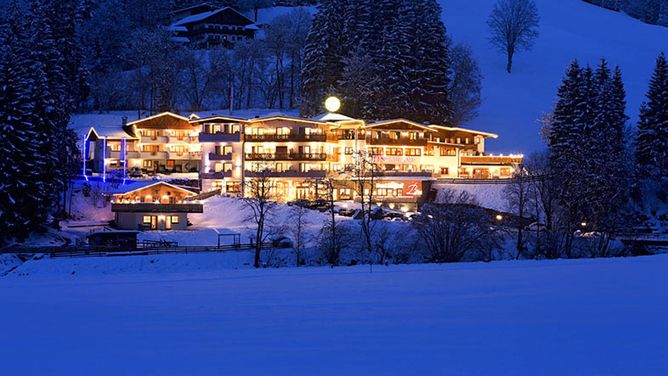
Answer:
[107,181,203,231]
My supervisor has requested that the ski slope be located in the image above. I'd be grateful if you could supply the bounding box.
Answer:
[442,0,668,153]
[1,255,667,375]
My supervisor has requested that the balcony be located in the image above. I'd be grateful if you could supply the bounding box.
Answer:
[141,136,169,144]
[199,132,242,143]
[200,171,233,179]
[111,203,204,213]
[245,152,327,161]
[209,152,233,161]
[168,136,198,144]
[460,155,523,165]
[376,170,434,178]
[245,170,327,178]
[244,133,327,142]
[140,151,169,159]
[168,152,199,160]
[367,137,428,146]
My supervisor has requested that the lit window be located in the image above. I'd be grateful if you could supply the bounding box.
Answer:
[171,216,180,224]
[143,216,151,224]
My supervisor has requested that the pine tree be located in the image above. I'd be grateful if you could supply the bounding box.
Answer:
[636,52,668,180]
[0,2,45,242]
[301,0,452,123]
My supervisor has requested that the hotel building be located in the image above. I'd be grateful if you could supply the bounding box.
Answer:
[86,111,522,209]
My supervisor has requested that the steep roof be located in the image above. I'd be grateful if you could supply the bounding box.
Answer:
[429,124,498,138]
[106,181,197,196]
[364,119,437,132]
[173,7,255,27]
[126,112,194,130]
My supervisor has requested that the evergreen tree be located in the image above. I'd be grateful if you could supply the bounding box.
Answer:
[635,52,668,180]
[0,2,44,241]
[301,0,452,124]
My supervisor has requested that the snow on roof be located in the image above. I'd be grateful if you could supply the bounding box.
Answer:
[365,119,438,132]
[313,112,360,123]
[173,6,254,27]
[105,181,196,196]
[167,25,188,32]
[429,124,498,138]
[126,112,190,126]
[70,112,140,139]
[170,36,190,43]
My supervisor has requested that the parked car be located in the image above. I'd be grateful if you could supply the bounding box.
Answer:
[128,167,143,178]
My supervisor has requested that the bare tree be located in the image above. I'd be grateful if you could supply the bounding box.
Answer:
[314,177,341,265]
[264,14,291,109]
[349,150,380,266]
[487,0,540,73]
[290,204,310,266]
[238,0,273,22]
[242,170,277,268]
[503,162,531,259]
[180,47,231,111]
[412,190,502,263]
[449,43,482,126]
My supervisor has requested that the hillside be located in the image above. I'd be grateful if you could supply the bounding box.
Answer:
[441,0,668,153]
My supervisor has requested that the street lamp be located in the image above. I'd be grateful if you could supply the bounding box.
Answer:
[325,96,341,113]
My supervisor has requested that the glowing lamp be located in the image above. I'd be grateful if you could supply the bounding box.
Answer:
[496,214,503,221]
[325,96,341,113]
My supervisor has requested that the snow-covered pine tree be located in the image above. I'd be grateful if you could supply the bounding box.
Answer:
[586,60,629,241]
[0,3,45,242]
[300,0,348,116]
[30,0,82,219]
[635,52,668,180]
[548,61,591,256]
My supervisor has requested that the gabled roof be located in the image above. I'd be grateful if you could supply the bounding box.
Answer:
[313,112,359,123]
[429,124,498,138]
[364,119,437,132]
[171,2,217,15]
[249,115,329,126]
[173,7,255,27]
[190,115,248,124]
[85,127,137,141]
[126,112,194,130]
[106,181,197,196]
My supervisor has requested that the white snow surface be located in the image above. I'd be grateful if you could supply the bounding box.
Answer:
[434,182,510,212]
[1,255,667,375]
[442,0,668,153]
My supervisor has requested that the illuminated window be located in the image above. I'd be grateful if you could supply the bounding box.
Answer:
[143,216,151,224]
[171,216,180,224]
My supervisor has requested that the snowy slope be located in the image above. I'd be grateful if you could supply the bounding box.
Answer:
[2,255,667,375]
[442,0,668,153]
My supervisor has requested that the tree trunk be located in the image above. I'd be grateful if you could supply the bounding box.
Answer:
[506,47,514,73]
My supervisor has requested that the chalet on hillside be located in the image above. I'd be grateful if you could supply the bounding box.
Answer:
[168,6,258,47]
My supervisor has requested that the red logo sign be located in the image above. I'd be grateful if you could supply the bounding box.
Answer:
[404,181,420,196]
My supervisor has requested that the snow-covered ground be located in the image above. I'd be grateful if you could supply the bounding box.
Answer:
[434,182,509,212]
[1,255,667,375]
[442,0,668,153]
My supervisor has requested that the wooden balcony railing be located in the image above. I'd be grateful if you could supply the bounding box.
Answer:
[245,152,327,161]
[209,152,233,161]
[366,137,428,146]
[111,203,203,213]
[244,170,327,178]
[244,134,327,142]
[200,171,233,179]
[460,155,523,165]
[199,132,241,143]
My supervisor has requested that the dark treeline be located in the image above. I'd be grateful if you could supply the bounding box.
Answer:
[502,52,668,260]
[0,0,87,243]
